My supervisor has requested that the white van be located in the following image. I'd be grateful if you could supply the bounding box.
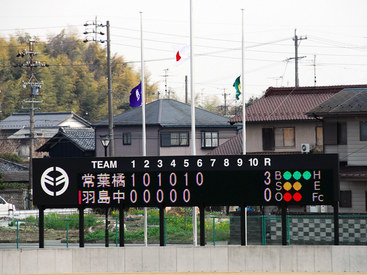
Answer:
[0,196,16,212]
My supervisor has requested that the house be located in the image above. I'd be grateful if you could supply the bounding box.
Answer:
[209,85,367,214]
[306,87,367,213]
[0,158,29,210]
[93,99,238,157]
[0,112,92,158]
[210,85,360,155]
[0,158,28,183]
[36,128,95,158]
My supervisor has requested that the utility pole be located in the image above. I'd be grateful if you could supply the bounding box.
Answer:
[221,89,230,116]
[163,69,169,98]
[200,88,204,105]
[84,19,114,156]
[313,55,317,86]
[15,41,47,209]
[185,75,188,104]
[293,29,307,87]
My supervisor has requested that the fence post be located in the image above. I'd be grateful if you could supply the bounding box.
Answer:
[212,217,216,246]
[286,215,290,245]
[66,219,69,248]
[16,220,19,249]
[261,215,266,246]
[164,217,167,246]
[115,217,118,247]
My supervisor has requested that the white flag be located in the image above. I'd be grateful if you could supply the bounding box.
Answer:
[172,44,190,66]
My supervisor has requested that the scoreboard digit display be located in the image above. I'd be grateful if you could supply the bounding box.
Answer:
[33,154,339,207]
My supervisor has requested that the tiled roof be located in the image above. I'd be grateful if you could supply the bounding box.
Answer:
[2,171,29,182]
[94,99,234,128]
[207,132,243,155]
[36,128,95,152]
[0,158,28,172]
[306,88,367,116]
[229,85,367,124]
[207,132,301,156]
[0,112,91,130]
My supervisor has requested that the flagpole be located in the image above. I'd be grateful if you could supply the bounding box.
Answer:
[241,8,247,247]
[241,9,246,156]
[190,0,197,247]
[140,11,148,247]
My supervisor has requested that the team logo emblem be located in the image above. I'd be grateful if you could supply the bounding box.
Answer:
[40,166,69,196]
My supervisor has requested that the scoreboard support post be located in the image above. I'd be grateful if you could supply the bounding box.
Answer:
[240,203,247,246]
[79,206,84,247]
[39,206,44,249]
[333,202,339,245]
[200,205,205,246]
[105,208,109,247]
[159,206,165,246]
[281,204,287,245]
[119,205,125,247]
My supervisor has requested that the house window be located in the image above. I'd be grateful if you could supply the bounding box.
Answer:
[263,127,294,150]
[340,190,352,207]
[123,132,131,145]
[338,122,347,144]
[201,131,219,148]
[324,122,347,145]
[360,122,367,141]
[160,132,189,147]
[262,128,274,150]
[275,127,295,147]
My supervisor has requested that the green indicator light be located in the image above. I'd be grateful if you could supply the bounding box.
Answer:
[283,171,292,180]
[303,171,311,180]
[293,171,301,180]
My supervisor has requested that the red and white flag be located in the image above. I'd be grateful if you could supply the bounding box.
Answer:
[172,44,190,66]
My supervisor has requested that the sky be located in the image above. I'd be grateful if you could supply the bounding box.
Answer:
[1,0,367,109]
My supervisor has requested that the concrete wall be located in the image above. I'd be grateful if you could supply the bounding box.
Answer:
[1,245,366,274]
[0,189,27,211]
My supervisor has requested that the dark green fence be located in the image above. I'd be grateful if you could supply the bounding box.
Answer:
[1,214,367,248]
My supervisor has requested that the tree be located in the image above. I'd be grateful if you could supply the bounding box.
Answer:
[0,30,159,123]
[245,96,258,108]
[0,153,23,163]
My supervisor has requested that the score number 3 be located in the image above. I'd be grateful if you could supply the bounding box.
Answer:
[264,171,271,202]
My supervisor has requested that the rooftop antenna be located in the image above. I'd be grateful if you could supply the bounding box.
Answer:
[268,76,283,86]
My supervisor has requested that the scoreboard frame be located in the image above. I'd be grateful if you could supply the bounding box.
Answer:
[33,154,339,208]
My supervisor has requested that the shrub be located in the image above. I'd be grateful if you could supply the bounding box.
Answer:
[84,230,115,242]
[24,213,102,230]
[0,153,23,163]
[0,182,28,190]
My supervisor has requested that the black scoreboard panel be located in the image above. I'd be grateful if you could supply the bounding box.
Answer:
[33,154,339,207]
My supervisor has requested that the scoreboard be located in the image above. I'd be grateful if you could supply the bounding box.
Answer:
[33,154,339,207]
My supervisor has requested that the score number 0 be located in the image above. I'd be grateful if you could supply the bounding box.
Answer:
[129,172,204,204]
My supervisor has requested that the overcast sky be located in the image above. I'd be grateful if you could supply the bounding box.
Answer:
[1,0,367,108]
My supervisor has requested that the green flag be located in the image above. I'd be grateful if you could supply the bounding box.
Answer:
[233,76,241,100]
